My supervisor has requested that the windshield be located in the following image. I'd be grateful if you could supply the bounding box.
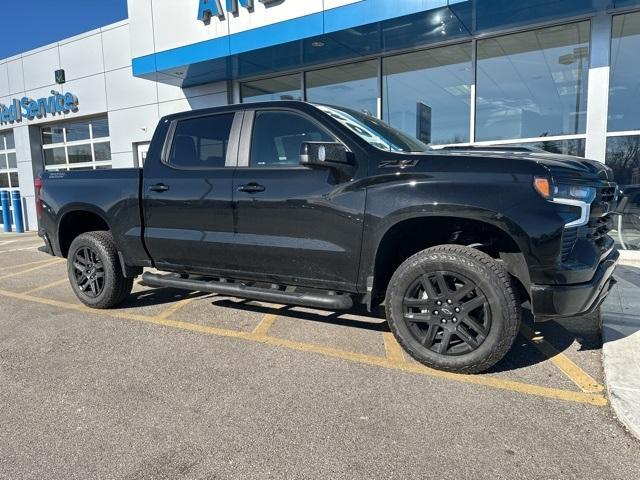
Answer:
[315,105,431,153]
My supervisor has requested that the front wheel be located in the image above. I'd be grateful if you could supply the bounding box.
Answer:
[386,245,520,374]
[67,231,133,309]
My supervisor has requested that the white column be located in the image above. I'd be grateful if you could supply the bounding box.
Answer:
[584,12,612,163]
[14,125,43,231]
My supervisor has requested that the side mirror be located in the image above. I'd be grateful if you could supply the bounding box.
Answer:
[299,142,351,170]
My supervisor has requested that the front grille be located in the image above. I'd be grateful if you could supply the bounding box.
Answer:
[597,186,616,203]
[561,227,578,262]
[591,184,618,218]
[562,214,614,263]
[585,215,614,248]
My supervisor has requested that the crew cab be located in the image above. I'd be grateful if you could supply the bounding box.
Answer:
[36,101,619,373]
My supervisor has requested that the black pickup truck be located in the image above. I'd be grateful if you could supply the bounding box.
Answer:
[37,101,619,373]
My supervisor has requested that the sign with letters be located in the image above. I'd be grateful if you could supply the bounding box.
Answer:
[0,91,79,125]
[198,0,283,22]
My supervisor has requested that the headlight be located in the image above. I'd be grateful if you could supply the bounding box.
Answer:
[533,177,594,228]
[533,177,596,202]
[552,184,596,202]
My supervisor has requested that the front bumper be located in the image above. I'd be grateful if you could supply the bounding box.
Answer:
[530,249,619,319]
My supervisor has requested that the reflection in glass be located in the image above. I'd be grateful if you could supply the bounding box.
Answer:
[9,172,18,188]
[2,132,15,150]
[493,138,585,157]
[65,121,91,142]
[383,43,472,145]
[68,144,93,164]
[613,183,640,251]
[609,12,640,132]
[91,118,110,138]
[306,61,378,115]
[7,153,16,168]
[0,154,6,169]
[317,105,429,153]
[476,22,590,141]
[93,142,112,162]
[606,136,640,185]
[241,74,302,103]
[42,126,65,145]
[607,135,640,251]
[44,148,67,166]
[250,111,334,167]
[0,173,9,188]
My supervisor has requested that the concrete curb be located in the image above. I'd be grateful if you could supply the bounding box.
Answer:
[602,261,640,440]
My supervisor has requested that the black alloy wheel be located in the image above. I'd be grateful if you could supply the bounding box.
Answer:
[402,271,491,356]
[72,246,106,298]
[67,231,134,309]
[385,245,521,374]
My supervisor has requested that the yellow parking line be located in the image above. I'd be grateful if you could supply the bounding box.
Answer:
[157,295,200,319]
[0,259,64,281]
[383,332,406,364]
[0,287,607,407]
[520,323,605,394]
[22,278,69,295]
[0,258,60,273]
[252,313,279,336]
[0,245,42,254]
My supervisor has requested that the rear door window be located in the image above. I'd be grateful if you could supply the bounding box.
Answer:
[169,113,235,169]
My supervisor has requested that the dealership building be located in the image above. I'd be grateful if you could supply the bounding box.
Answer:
[0,0,639,249]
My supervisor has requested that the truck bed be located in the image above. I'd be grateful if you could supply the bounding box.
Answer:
[39,168,148,267]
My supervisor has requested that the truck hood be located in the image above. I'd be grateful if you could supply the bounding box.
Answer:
[426,149,615,183]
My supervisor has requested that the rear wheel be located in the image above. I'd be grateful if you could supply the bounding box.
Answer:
[67,231,133,309]
[386,245,520,373]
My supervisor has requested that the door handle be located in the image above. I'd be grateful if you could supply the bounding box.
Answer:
[149,183,170,192]
[238,183,266,193]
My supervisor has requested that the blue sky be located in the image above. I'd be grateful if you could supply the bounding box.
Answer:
[0,0,128,59]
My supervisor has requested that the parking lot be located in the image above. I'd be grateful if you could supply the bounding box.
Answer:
[1,232,639,479]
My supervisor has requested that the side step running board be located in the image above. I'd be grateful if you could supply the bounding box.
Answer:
[141,272,354,311]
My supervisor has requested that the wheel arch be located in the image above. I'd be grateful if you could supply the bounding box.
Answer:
[365,212,530,309]
[57,205,111,258]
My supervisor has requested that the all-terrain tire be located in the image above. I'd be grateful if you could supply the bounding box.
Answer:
[386,244,520,374]
[67,231,134,309]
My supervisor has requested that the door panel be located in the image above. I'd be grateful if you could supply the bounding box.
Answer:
[143,112,240,272]
[232,168,366,289]
[231,109,366,290]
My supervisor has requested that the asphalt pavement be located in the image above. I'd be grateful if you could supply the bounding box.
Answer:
[0,231,639,479]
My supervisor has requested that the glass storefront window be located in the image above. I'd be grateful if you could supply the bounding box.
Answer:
[383,43,472,145]
[606,135,640,251]
[606,136,640,186]
[42,126,65,145]
[491,138,586,156]
[306,60,378,116]
[0,130,18,190]
[94,142,111,162]
[7,153,16,168]
[65,122,91,142]
[91,118,110,138]
[476,21,590,141]
[241,74,302,103]
[2,132,14,150]
[43,148,67,166]
[609,12,640,132]
[67,144,93,164]
[41,117,112,170]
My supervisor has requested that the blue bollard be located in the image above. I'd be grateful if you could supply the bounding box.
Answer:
[1,191,11,233]
[11,191,24,233]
